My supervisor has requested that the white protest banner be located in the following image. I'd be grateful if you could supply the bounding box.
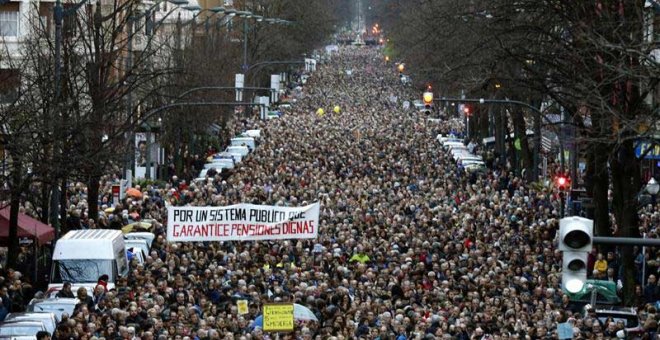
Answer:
[167,203,320,242]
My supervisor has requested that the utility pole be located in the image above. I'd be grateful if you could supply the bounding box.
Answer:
[242,18,248,72]
[125,15,134,180]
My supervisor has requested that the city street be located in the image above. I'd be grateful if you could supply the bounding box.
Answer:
[0,0,659,339]
[29,46,590,339]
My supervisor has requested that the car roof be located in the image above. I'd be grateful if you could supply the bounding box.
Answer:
[0,320,45,326]
[6,313,55,319]
[30,298,78,305]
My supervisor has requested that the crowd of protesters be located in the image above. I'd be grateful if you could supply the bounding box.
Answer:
[3,46,660,339]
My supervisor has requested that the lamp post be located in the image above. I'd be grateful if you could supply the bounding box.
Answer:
[234,10,253,72]
[180,5,227,37]
[233,11,289,72]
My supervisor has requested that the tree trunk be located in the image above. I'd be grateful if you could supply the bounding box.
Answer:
[40,183,50,224]
[7,159,22,269]
[88,173,100,223]
[591,142,610,237]
[611,140,641,305]
[59,179,67,235]
[494,106,505,167]
[477,105,489,141]
[512,109,532,180]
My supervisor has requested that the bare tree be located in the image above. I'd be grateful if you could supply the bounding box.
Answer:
[376,0,660,303]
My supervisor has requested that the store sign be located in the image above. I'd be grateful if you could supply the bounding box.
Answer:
[635,141,660,160]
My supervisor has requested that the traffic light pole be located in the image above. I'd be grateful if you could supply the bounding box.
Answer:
[593,237,660,247]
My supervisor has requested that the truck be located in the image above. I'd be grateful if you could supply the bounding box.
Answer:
[47,229,128,297]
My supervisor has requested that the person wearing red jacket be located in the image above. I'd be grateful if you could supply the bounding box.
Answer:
[97,274,109,292]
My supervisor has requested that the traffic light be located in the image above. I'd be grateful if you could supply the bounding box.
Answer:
[555,173,571,191]
[423,91,433,105]
[463,105,472,117]
[559,216,593,293]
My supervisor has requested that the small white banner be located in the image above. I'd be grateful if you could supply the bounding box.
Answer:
[167,203,320,242]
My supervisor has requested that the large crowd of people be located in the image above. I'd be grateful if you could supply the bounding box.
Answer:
[2,46,660,339]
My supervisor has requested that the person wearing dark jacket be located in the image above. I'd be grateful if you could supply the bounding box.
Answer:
[644,275,660,304]
[75,287,94,312]
[57,282,75,298]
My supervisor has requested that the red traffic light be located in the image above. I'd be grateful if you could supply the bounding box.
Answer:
[463,105,472,117]
[555,174,570,190]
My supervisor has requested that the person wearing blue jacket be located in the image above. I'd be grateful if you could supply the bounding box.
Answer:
[0,297,8,321]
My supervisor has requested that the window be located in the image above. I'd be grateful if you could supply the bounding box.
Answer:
[0,11,18,36]
[51,259,115,283]
[0,69,20,103]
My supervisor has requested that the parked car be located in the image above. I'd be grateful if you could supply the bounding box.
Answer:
[442,141,465,150]
[225,146,250,157]
[5,313,57,334]
[242,129,261,138]
[0,320,47,338]
[230,137,256,151]
[124,239,149,261]
[124,232,155,249]
[204,159,235,170]
[436,134,461,144]
[197,168,223,180]
[212,152,242,164]
[27,298,78,322]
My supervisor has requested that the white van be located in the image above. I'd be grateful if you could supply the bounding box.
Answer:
[48,229,128,297]
[226,145,250,157]
[231,137,256,151]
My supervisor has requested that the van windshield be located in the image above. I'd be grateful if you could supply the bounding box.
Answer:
[51,259,114,283]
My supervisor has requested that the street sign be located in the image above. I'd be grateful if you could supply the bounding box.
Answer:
[235,74,244,102]
[635,141,660,160]
[242,64,249,72]
[270,74,281,103]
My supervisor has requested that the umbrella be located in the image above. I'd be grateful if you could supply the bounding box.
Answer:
[126,188,143,198]
[250,304,318,329]
[292,304,317,321]
[122,221,153,234]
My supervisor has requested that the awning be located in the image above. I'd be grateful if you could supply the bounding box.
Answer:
[0,207,55,246]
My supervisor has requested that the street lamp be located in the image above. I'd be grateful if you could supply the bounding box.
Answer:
[181,4,201,11]
[232,10,286,72]
[647,177,659,204]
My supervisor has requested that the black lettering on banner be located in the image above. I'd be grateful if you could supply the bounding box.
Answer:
[288,211,305,220]
[196,210,207,221]
[173,209,194,222]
